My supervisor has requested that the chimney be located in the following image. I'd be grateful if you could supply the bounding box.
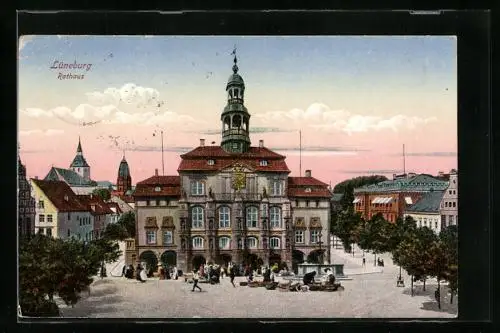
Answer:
[305,170,311,177]
[155,169,159,176]
[393,173,397,180]
[200,139,205,147]
[259,140,264,148]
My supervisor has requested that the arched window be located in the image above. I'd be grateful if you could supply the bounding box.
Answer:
[219,206,231,228]
[192,236,204,249]
[246,237,258,249]
[270,207,281,228]
[219,236,231,249]
[233,115,241,128]
[270,237,281,249]
[246,206,258,228]
[191,206,204,228]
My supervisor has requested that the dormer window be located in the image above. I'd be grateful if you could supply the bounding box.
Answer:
[305,187,312,193]
[154,186,161,192]
[259,160,268,166]
[208,159,215,166]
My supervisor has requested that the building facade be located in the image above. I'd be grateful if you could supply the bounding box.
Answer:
[404,190,445,234]
[18,156,36,236]
[134,172,181,269]
[439,169,458,230]
[31,179,93,240]
[77,194,113,239]
[133,54,331,273]
[353,174,449,222]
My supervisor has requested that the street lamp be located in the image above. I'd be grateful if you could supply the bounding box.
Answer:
[317,232,324,264]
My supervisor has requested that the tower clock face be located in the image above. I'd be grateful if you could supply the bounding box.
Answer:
[232,166,246,190]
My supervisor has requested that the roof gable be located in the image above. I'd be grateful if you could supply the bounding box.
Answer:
[31,179,87,212]
[70,154,89,168]
[45,167,94,186]
[77,194,113,215]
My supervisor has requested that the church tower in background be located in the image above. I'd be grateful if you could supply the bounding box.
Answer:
[70,137,91,181]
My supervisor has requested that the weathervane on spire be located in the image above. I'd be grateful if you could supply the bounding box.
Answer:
[231,45,238,73]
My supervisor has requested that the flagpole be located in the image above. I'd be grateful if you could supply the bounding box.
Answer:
[403,144,406,176]
[161,130,165,176]
[299,130,302,177]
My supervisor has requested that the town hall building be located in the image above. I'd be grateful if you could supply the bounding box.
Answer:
[134,53,332,273]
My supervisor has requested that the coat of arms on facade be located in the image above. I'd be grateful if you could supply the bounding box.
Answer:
[231,165,246,191]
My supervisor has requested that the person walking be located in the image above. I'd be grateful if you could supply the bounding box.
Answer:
[229,264,236,288]
[362,257,366,267]
[192,269,202,292]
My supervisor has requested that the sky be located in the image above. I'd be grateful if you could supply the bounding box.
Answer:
[18,35,457,187]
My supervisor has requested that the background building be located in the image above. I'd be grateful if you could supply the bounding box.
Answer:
[439,169,458,230]
[404,190,445,234]
[288,170,331,269]
[133,171,181,270]
[18,156,36,236]
[77,194,114,239]
[353,174,449,222]
[44,137,116,195]
[31,179,93,240]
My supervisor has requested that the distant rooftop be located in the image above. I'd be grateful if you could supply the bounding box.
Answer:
[406,190,445,213]
[354,174,448,193]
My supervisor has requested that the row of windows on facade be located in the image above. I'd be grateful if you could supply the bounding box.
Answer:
[144,230,321,248]
[189,180,285,196]
[36,227,96,241]
[189,206,287,229]
[37,214,92,226]
[355,202,394,208]
[18,199,35,207]
[205,159,270,166]
[416,217,439,230]
[442,201,457,208]
[441,214,457,225]
[447,189,457,195]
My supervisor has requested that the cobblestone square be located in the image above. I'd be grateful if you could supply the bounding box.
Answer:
[59,250,457,318]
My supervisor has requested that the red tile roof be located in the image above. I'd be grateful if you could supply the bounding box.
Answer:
[137,175,181,186]
[287,177,331,198]
[180,146,285,159]
[287,188,332,198]
[134,175,181,198]
[288,177,329,187]
[178,159,290,172]
[31,179,88,212]
[178,146,290,173]
[77,195,114,215]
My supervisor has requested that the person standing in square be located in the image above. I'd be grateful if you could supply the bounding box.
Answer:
[192,269,202,292]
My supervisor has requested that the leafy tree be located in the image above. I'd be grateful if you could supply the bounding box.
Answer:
[333,175,388,194]
[339,183,355,212]
[19,234,122,316]
[119,211,136,239]
[358,213,393,265]
[392,226,438,296]
[440,225,458,304]
[102,211,136,241]
[102,221,128,241]
[332,209,363,252]
[92,188,111,201]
